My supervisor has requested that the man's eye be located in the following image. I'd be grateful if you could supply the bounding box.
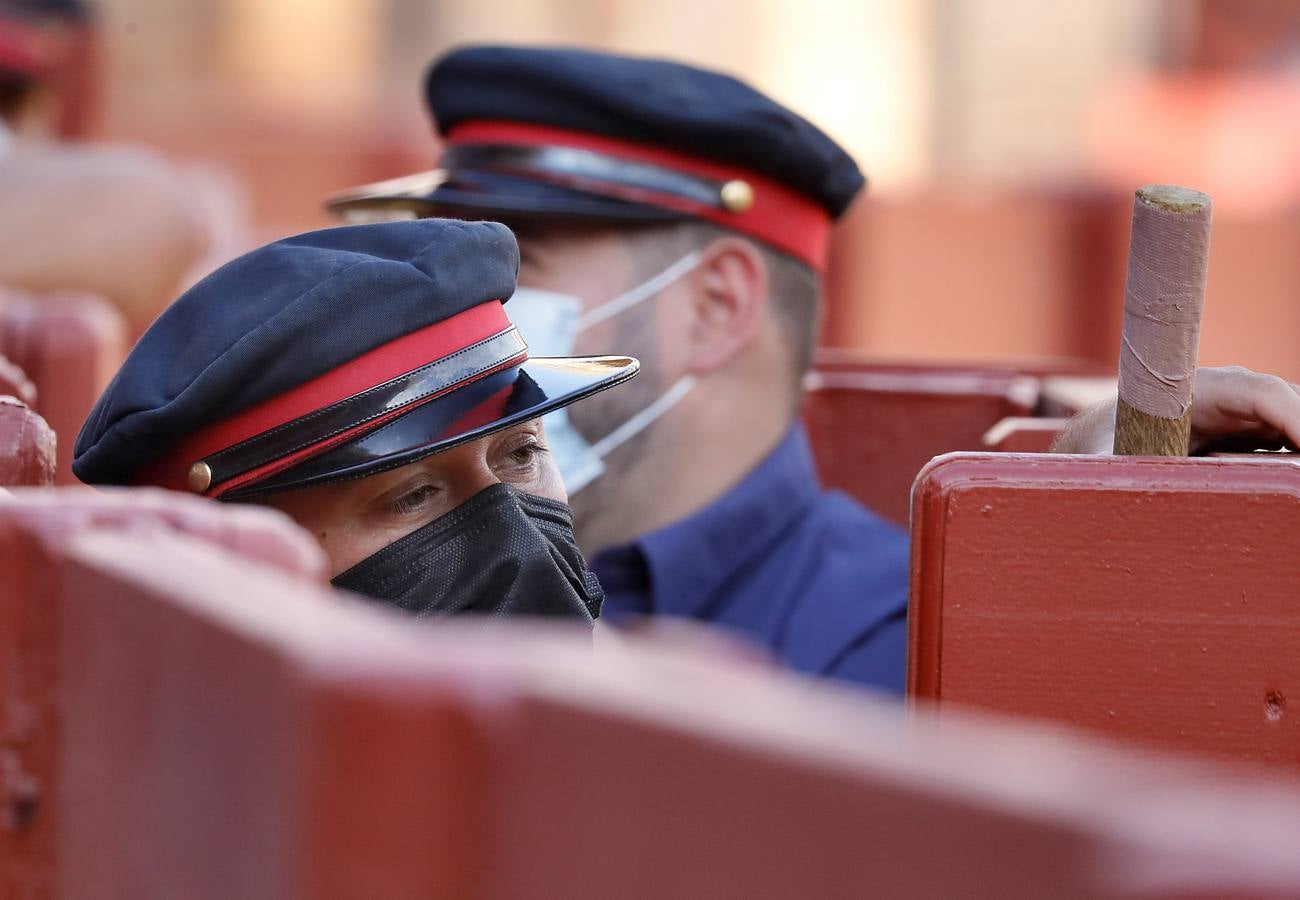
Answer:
[390,484,439,516]
[508,440,548,467]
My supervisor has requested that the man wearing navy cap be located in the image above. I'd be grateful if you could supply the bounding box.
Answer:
[75,217,638,620]
[327,45,1300,693]
[328,46,911,690]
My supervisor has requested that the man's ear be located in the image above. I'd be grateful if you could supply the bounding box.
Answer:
[683,237,769,375]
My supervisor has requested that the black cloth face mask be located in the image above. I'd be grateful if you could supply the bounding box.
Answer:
[331,483,603,621]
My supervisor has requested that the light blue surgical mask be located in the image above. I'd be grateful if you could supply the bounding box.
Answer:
[509,251,702,493]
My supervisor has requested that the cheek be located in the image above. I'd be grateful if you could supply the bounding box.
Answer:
[313,519,402,579]
[533,452,568,504]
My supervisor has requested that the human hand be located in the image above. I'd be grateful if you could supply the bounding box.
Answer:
[1184,366,1300,454]
[1051,366,1300,455]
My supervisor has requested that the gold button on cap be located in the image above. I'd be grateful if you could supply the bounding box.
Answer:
[187,461,213,493]
[719,179,754,213]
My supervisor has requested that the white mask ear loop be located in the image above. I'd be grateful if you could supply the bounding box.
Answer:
[575,250,703,333]
[582,375,698,463]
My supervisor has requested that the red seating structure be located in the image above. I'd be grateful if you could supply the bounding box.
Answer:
[0,291,127,485]
[803,352,1115,526]
[820,190,1131,366]
[5,488,1300,897]
[802,362,1038,526]
[909,452,1300,770]
[0,397,55,488]
[821,189,1300,384]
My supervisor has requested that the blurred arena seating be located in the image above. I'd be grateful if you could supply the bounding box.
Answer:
[0,291,127,485]
[910,452,1300,770]
[802,361,1037,526]
[2,487,1300,897]
[0,397,55,488]
[0,355,37,408]
[823,190,1300,384]
[821,190,1130,366]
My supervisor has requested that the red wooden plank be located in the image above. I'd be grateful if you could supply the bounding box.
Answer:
[910,452,1300,769]
[803,368,1036,525]
[6,489,1300,896]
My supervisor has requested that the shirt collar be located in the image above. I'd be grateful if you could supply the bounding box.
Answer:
[636,425,822,617]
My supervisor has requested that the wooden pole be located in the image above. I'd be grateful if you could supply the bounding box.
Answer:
[1113,185,1212,457]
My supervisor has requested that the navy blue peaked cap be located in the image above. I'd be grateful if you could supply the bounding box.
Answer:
[74,218,637,498]
[326,45,865,269]
[1,0,89,21]
[0,0,91,78]
[428,45,864,218]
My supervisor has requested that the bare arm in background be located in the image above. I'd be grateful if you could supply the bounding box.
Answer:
[1052,366,1300,455]
[0,145,208,332]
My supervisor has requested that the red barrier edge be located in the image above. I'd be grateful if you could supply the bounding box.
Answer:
[907,451,1300,708]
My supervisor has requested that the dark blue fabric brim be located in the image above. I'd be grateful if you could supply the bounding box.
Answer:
[328,170,691,225]
[228,355,638,498]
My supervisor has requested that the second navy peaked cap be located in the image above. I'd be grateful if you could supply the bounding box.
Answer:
[327,45,866,270]
[74,218,638,498]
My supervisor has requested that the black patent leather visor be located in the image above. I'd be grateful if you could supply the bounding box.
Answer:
[325,168,692,225]
[224,355,638,499]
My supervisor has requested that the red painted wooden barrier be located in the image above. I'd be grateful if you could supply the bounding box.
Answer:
[0,490,325,897]
[7,489,1300,897]
[0,291,127,485]
[910,452,1300,770]
[0,398,55,488]
[802,366,1037,525]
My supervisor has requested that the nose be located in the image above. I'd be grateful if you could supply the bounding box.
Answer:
[439,436,504,509]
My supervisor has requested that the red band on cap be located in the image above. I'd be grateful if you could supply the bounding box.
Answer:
[138,301,520,495]
[199,358,522,499]
[0,19,50,74]
[445,120,832,270]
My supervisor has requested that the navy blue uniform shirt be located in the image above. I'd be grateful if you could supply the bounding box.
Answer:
[594,426,910,693]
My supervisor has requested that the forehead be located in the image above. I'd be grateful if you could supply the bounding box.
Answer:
[511,220,630,253]
[511,220,640,289]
